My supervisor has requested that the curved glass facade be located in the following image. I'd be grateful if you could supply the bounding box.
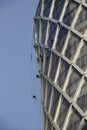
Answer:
[34,0,87,130]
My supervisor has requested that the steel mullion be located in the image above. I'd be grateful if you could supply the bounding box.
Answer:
[39,18,43,70]
[62,3,82,55]
[34,0,87,130]
[52,24,60,49]
[47,52,53,77]
[34,16,87,43]
[47,0,56,78]
[48,87,54,113]
[72,39,84,63]
[74,0,87,8]
[44,107,60,130]
[77,31,87,130]
[42,1,57,119]
[39,0,44,43]
[61,14,86,130]
[54,58,62,83]
[43,113,46,130]
[62,105,73,130]
[41,77,46,130]
[39,19,42,44]
[73,76,85,102]
[40,0,44,17]
[59,0,69,22]
[35,43,87,78]
[53,0,69,49]
[42,1,58,122]
[53,0,69,86]
[78,109,87,130]
[41,76,45,105]
[45,117,48,130]
[48,0,60,90]
[83,2,87,8]
[44,81,48,107]
[42,0,56,74]
[62,66,72,92]
[77,118,86,130]
[41,73,85,120]
[34,19,42,71]
[42,21,50,73]
[54,94,62,122]
[61,38,84,93]
[72,30,87,102]
[72,68,87,113]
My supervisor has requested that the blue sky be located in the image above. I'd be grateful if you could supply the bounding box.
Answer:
[0,0,42,129]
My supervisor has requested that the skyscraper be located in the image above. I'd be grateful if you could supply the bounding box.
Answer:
[33,0,87,130]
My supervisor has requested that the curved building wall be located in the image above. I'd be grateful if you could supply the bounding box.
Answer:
[34,0,87,130]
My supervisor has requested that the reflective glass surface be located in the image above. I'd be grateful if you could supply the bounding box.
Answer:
[57,59,69,88]
[63,1,78,26]
[53,0,65,20]
[44,0,52,17]
[66,68,81,98]
[75,6,87,34]
[34,0,87,129]
[66,109,81,130]
[35,0,42,16]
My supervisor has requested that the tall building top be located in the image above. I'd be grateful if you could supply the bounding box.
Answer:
[34,0,87,130]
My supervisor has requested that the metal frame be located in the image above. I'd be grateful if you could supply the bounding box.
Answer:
[34,0,87,130]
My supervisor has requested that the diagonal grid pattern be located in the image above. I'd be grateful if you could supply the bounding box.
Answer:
[34,0,87,129]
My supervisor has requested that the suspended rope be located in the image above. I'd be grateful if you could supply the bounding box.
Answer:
[29,34,34,97]
[29,33,42,130]
[29,33,37,100]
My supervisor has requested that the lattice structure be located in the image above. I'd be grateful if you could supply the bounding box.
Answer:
[33,0,87,130]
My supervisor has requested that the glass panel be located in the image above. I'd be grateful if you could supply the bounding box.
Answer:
[63,1,78,26]
[57,97,69,129]
[42,20,47,45]
[66,68,81,98]
[66,108,81,130]
[39,46,44,70]
[44,118,48,130]
[35,0,42,16]
[44,114,46,129]
[77,79,87,112]
[48,22,57,48]
[75,6,87,34]
[43,78,47,100]
[46,82,52,110]
[76,41,87,71]
[50,53,59,80]
[56,26,68,53]
[37,46,43,69]
[47,119,52,130]
[34,20,40,43]
[52,0,65,20]
[50,88,60,118]
[65,32,80,60]
[44,0,52,17]
[44,49,51,76]
[57,59,69,88]
[40,46,44,57]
